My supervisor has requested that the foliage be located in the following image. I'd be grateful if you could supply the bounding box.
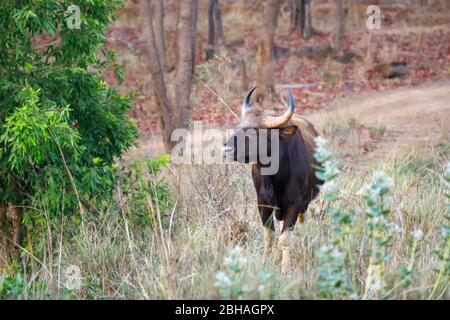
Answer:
[119,155,172,228]
[314,136,355,298]
[214,246,275,299]
[0,273,54,299]
[314,137,450,299]
[359,170,394,298]
[0,1,137,229]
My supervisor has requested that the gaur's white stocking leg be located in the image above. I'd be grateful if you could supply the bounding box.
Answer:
[263,227,274,264]
[278,230,291,275]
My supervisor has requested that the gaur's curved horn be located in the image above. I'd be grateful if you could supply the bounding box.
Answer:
[241,86,257,118]
[261,89,295,128]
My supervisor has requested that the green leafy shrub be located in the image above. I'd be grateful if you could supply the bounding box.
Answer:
[119,155,172,228]
[0,1,137,231]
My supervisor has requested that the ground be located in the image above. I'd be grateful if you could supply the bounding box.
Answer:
[306,80,450,165]
[106,0,450,133]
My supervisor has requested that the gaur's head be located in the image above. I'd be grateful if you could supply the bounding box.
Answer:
[223,86,298,164]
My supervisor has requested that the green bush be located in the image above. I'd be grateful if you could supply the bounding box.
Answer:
[119,155,172,228]
[0,1,137,229]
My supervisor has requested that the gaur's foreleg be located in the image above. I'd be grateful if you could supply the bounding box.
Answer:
[278,204,301,274]
[259,205,275,264]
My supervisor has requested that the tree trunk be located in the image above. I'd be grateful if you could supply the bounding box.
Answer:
[0,201,8,265]
[206,0,224,61]
[176,0,196,129]
[142,0,175,150]
[206,0,215,60]
[154,0,170,72]
[256,0,281,102]
[10,180,22,260]
[239,59,248,93]
[11,206,22,252]
[168,0,181,70]
[304,0,312,38]
[292,0,305,36]
[191,0,198,74]
[335,0,344,54]
[214,0,225,46]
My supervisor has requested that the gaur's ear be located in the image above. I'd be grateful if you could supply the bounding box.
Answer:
[280,126,297,138]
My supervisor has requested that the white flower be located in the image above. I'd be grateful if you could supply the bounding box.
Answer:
[319,244,334,253]
[392,223,403,234]
[330,248,345,260]
[321,180,340,195]
[359,171,393,205]
[324,160,341,177]
[444,161,450,180]
[314,136,333,160]
[238,256,247,265]
[230,246,243,257]
[223,246,248,268]
[444,161,450,188]
[372,171,393,189]
[215,271,232,287]
[223,256,233,266]
[257,284,265,294]
[412,229,424,241]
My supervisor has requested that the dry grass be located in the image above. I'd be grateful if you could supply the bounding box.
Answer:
[1,133,448,299]
[1,0,449,300]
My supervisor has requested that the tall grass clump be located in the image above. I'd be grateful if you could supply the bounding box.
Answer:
[427,161,450,299]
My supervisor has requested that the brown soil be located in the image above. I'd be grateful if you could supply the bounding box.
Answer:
[306,81,450,161]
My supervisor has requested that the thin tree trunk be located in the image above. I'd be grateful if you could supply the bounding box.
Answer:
[256,0,281,102]
[10,180,22,260]
[176,0,196,129]
[292,0,306,36]
[170,0,181,70]
[11,206,22,251]
[142,0,174,150]
[206,0,224,61]
[206,0,215,60]
[335,0,344,54]
[0,201,8,264]
[214,0,225,46]
[154,0,170,72]
[304,0,312,38]
[191,0,198,73]
[239,59,248,93]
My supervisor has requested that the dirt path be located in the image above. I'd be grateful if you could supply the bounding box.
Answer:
[305,81,450,162]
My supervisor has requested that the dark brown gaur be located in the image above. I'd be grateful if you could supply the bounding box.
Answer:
[223,86,323,273]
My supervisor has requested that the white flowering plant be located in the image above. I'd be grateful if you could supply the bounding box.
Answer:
[314,136,355,298]
[359,170,394,298]
[214,246,275,299]
[214,246,247,299]
[399,228,424,291]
